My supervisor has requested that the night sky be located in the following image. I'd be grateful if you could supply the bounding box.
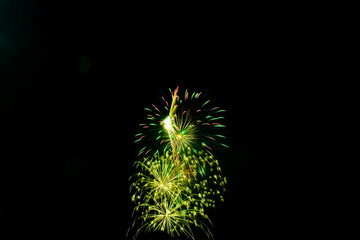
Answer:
[1,1,351,239]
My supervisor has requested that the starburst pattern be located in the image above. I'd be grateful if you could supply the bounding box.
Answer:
[128,87,228,239]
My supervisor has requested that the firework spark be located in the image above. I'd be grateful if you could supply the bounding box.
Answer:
[129,87,228,239]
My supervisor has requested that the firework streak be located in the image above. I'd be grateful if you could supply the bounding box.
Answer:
[128,87,228,239]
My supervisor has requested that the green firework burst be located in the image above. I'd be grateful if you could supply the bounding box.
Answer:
[129,87,228,239]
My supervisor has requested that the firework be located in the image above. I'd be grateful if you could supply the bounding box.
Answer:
[129,87,228,239]
[130,153,212,240]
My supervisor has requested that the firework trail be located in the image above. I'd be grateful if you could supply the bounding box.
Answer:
[129,87,228,239]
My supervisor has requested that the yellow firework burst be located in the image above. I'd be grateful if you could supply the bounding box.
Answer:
[129,87,228,239]
[130,152,190,204]
[135,192,212,240]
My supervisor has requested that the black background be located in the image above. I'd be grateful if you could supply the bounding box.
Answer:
[1,1,351,239]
